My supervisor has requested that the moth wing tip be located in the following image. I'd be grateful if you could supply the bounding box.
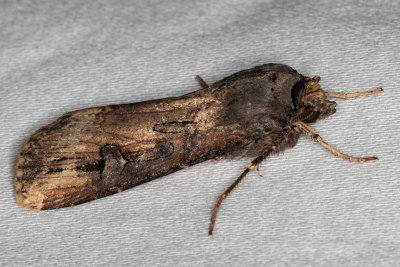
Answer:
[15,192,44,211]
[14,177,44,211]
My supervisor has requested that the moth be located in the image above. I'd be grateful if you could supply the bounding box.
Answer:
[15,63,382,235]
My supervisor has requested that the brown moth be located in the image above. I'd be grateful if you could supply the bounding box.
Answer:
[15,63,382,235]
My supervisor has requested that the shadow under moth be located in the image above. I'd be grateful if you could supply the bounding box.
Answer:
[15,63,382,235]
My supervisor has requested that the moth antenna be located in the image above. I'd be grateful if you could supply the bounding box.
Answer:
[294,121,378,162]
[209,152,270,235]
[325,87,383,99]
[195,75,209,89]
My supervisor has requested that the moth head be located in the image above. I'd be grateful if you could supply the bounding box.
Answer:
[300,76,337,121]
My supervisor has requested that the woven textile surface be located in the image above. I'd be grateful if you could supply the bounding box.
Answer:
[1,1,399,266]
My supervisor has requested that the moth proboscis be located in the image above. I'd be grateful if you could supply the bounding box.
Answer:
[15,63,382,235]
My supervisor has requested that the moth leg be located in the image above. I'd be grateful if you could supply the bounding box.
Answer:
[325,87,383,99]
[256,165,263,177]
[195,75,209,89]
[209,152,270,235]
[294,121,377,162]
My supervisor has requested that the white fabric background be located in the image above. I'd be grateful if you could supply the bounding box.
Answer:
[1,0,399,266]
